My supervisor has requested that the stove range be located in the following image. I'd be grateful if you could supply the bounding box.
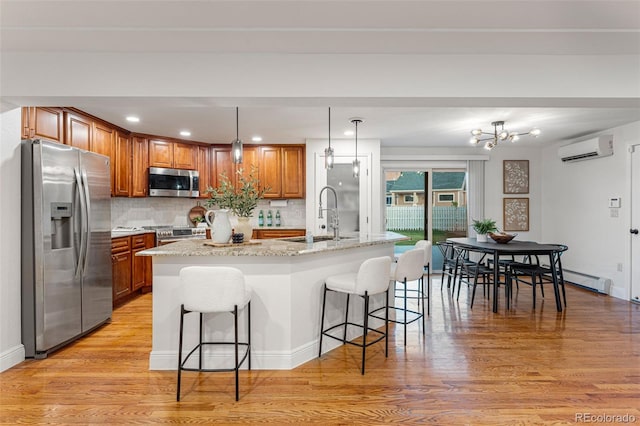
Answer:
[142,225,207,242]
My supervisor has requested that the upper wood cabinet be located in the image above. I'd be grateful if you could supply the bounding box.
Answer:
[260,146,282,198]
[149,139,197,170]
[65,111,92,150]
[22,107,63,143]
[211,147,234,188]
[174,142,196,170]
[281,146,305,199]
[148,139,173,168]
[197,145,210,198]
[131,136,149,197]
[259,145,305,199]
[113,131,131,197]
[92,122,116,195]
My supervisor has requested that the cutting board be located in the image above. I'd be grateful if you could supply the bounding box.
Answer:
[203,240,262,248]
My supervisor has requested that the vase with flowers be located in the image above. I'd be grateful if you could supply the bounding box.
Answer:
[205,165,267,241]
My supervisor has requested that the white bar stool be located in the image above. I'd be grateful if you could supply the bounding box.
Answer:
[414,240,432,315]
[177,266,252,401]
[318,256,392,375]
[373,248,425,346]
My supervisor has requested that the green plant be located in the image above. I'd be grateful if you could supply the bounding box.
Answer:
[205,165,268,217]
[472,218,498,234]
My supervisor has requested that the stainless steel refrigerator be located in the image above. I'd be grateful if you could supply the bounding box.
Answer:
[22,139,112,358]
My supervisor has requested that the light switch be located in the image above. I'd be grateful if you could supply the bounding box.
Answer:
[609,198,621,208]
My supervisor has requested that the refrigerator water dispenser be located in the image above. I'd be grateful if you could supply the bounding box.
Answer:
[50,202,72,249]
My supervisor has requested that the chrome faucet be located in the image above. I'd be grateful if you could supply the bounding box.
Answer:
[318,185,340,241]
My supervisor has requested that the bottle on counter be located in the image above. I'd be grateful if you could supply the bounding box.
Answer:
[275,210,281,227]
[266,210,273,227]
[258,210,264,227]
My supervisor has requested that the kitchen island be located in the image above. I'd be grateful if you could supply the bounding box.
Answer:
[138,232,407,370]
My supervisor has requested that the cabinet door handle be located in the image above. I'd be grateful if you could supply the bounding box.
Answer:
[631,228,639,235]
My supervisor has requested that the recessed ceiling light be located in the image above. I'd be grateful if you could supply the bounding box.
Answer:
[180,131,191,137]
[125,116,140,123]
[344,130,354,136]
[252,136,262,142]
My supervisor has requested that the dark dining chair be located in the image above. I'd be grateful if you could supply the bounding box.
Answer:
[454,247,494,308]
[507,245,568,309]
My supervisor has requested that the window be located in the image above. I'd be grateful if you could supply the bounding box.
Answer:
[386,195,392,206]
[438,193,455,202]
[404,195,414,203]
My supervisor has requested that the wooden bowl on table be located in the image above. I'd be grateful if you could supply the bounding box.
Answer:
[488,232,516,244]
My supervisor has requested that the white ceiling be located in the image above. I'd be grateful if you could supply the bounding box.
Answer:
[2,0,640,147]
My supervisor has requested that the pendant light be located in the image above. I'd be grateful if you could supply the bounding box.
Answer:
[350,118,363,178]
[231,107,243,164]
[324,107,334,169]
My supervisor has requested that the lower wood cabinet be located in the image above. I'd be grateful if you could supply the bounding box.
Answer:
[254,229,305,239]
[112,233,155,307]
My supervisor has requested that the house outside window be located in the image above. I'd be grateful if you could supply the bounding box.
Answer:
[386,195,392,205]
[404,194,414,203]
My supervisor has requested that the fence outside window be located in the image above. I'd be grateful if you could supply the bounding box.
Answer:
[386,206,468,232]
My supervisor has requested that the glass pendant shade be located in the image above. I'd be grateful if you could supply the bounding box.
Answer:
[352,159,360,178]
[325,107,334,169]
[232,138,243,164]
[324,146,334,169]
[231,107,243,164]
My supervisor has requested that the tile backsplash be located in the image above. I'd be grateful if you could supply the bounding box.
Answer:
[111,198,306,229]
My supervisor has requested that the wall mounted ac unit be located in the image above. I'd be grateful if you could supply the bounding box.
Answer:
[558,135,613,162]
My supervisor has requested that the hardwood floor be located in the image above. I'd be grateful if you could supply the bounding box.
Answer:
[1,279,639,425]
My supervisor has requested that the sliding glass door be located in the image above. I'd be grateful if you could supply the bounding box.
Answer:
[385,168,468,271]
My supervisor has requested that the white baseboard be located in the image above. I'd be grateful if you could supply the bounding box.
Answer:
[0,344,25,372]
[150,339,323,371]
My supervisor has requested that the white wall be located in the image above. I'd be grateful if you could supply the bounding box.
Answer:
[541,121,640,299]
[0,108,25,371]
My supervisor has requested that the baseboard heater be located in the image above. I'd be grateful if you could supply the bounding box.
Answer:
[561,268,612,294]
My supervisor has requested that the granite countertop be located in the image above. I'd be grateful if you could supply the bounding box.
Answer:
[137,232,408,257]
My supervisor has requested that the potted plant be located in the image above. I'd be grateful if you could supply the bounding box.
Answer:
[472,218,497,242]
[205,165,268,239]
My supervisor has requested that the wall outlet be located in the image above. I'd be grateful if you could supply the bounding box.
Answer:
[617,263,623,272]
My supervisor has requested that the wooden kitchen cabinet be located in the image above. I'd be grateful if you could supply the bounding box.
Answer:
[112,237,132,303]
[113,131,131,197]
[211,147,234,188]
[64,111,92,150]
[260,146,282,198]
[259,145,305,199]
[254,229,305,239]
[282,146,305,198]
[92,121,116,195]
[173,142,196,169]
[131,136,149,197]
[148,139,173,168]
[197,145,211,198]
[112,232,155,307]
[22,107,64,143]
[149,139,197,170]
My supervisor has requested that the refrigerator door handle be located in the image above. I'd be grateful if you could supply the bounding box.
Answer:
[80,167,92,275]
[74,167,87,277]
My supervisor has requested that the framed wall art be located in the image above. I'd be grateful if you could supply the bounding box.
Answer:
[503,160,529,194]
[503,197,529,231]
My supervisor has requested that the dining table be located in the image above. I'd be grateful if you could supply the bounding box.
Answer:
[447,238,566,313]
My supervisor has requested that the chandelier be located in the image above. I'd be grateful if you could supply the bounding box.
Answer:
[470,120,541,150]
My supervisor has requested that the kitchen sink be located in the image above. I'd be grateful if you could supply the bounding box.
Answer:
[284,235,351,243]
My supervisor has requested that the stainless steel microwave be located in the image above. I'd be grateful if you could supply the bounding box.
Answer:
[148,167,199,197]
